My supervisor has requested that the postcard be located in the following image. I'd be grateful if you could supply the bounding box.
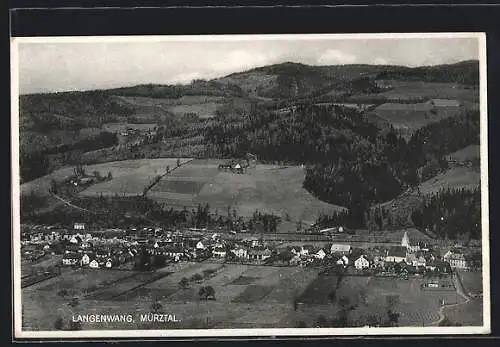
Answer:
[11,33,490,338]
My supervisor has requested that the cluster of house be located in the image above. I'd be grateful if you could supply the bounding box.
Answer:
[271,231,480,274]
[22,223,482,273]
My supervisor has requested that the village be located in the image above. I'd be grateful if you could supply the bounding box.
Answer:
[21,221,482,281]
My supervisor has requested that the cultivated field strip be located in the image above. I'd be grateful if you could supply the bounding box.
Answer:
[86,272,171,301]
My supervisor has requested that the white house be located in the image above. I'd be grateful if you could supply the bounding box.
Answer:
[89,259,99,269]
[69,235,82,244]
[196,241,205,250]
[354,255,371,270]
[314,249,327,260]
[231,247,248,258]
[212,247,227,258]
[105,259,113,268]
[80,253,90,266]
[336,255,350,267]
[73,222,85,231]
[444,250,470,269]
[62,254,80,266]
[330,244,352,255]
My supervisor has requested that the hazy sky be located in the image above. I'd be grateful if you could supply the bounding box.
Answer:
[15,35,480,94]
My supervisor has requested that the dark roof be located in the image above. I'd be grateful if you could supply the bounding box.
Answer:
[387,246,407,258]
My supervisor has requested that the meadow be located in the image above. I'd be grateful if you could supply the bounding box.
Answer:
[113,95,224,119]
[21,260,481,331]
[292,274,466,327]
[148,159,345,224]
[21,158,191,197]
[457,270,483,296]
[446,144,480,163]
[372,101,463,136]
[417,167,480,195]
[377,81,479,102]
[21,263,317,330]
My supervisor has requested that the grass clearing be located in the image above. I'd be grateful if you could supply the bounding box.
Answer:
[148,160,345,224]
[21,158,192,197]
[418,167,480,195]
[231,276,259,285]
[457,270,483,296]
[372,102,463,136]
[232,285,273,303]
[446,144,480,162]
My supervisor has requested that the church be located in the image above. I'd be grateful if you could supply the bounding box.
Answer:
[401,231,420,253]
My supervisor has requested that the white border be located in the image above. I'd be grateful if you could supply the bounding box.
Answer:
[11,32,490,339]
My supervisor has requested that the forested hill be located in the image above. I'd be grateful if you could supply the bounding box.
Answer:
[374,60,479,85]
[205,103,480,227]
[215,60,479,99]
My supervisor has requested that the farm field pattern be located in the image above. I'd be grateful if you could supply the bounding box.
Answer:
[22,264,318,330]
[21,263,477,330]
[21,158,192,197]
[148,159,345,223]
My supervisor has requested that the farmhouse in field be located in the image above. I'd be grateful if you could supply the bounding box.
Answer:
[218,155,256,174]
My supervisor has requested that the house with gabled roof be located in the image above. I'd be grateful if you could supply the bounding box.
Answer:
[354,255,371,270]
[330,244,352,255]
[314,248,327,260]
[385,246,407,263]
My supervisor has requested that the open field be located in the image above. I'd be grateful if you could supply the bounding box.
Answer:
[446,144,480,162]
[21,263,318,330]
[291,274,468,327]
[102,123,157,133]
[21,158,190,197]
[21,261,482,330]
[23,268,139,297]
[148,159,345,224]
[113,95,224,119]
[377,81,479,102]
[443,298,483,326]
[457,270,483,296]
[371,102,463,135]
[418,167,480,195]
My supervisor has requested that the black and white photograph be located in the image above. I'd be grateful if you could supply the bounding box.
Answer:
[11,33,490,338]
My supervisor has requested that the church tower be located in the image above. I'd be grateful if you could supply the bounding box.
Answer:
[401,231,410,249]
